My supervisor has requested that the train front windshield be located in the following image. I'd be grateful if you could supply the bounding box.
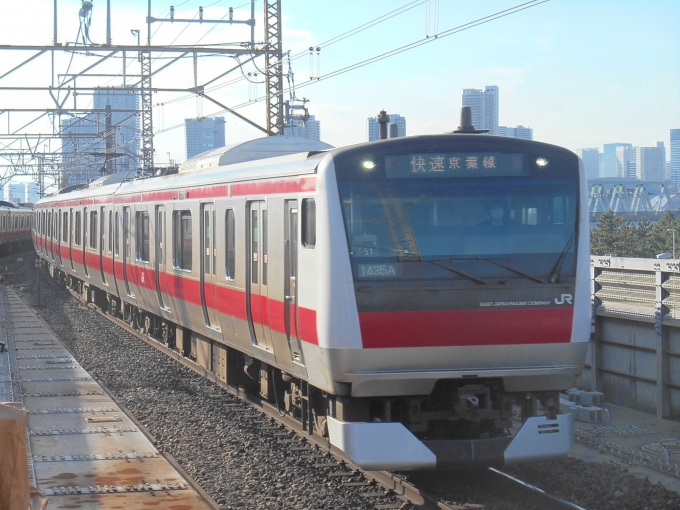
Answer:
[334,145,579,282]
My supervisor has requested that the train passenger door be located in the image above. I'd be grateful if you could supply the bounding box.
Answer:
[200,203,220,329]
[155,206,168,310]
[284,201,303,364]
[83,208,89,277]
[100,206,106,285]
[247,201,272,351]
[123,207,132,296]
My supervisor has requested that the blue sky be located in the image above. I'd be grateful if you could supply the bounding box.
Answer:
[0,0,678,169]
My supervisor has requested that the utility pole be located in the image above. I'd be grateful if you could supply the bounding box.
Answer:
[264,0,284,135]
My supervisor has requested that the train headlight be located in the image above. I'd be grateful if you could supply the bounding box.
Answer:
[536,157,549,167]
[362,160,376,170]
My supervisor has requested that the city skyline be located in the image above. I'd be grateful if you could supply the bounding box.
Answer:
[0,0,677,192]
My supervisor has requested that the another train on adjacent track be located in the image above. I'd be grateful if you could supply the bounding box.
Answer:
[0,201,34,254]
[33,130,590,470]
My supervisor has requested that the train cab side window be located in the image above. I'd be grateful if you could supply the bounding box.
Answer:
[136,211,150,262]
[302,198,316,248]
[75,212,82,245]
[173,210,192,270]
[90,211,98,249]
[62,212,68,242]
[225,209,235,280]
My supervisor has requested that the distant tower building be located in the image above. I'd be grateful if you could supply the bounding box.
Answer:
[462,86,499,134]
[367,114,406,141]
[603,143,632,178]
[26,183,40,203]
[616,145,637,180]
[185,117,226,159]
[93,87,140,173]
[580,148,601,181]
[636,143,666,181]
[284,115,321,140]
[497,125,533,140]
[61,87,140,187]
[670,129,680,186]
[7,183,25,203]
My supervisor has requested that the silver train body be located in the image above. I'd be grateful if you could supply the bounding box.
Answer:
[34,134,590,470]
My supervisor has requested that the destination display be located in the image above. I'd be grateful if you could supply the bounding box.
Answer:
[384,152,528,178]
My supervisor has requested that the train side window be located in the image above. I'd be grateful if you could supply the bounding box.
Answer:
[302,198,316,248]
[75,211,82,245]
[114,212,120,256]
[173,210,192,270]
[46,212,50,236]
[108,212,113,253]
[62,212,68,242]
[225,209,235,280]
[136,211,150,262]
[90,211,98,249]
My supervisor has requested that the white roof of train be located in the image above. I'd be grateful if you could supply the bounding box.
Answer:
[179,135,334,173]
[38,136,335,204]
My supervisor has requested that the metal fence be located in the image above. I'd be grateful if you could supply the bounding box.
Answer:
[586,256,680,419]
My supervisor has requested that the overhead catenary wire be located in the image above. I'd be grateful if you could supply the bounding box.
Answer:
[154,0,550,137]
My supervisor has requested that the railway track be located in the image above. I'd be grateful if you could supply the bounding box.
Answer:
[64,287,588,510]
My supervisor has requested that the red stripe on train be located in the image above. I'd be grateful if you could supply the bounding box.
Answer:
[358,308,573,348]
[38,241,318,345]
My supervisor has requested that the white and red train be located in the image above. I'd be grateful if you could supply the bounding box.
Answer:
[34,132,590,470]
[0,201,33,254]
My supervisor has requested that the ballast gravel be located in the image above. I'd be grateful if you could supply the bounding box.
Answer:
[7,252,680,510]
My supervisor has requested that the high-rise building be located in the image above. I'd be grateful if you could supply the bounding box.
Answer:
[93,87,140,172]
[284,115,321,140]
[616,145,637,180]
[603,143,632,178]
[462,86,499,134]
[497,125,533,140]
[7,183,25,203]
[636,143,666,181]
[61,87,140,187]
[185,117,226,159]
[580,148,601,181]
[367,113,406,141]
[27,183,40,203]
[670,129,680,186]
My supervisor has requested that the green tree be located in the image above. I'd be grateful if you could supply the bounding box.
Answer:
[626,217,653,258]
[648,211,680,257]
[590,210,627,256]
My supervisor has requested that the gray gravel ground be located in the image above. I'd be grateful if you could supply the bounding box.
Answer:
[7,251,680,509]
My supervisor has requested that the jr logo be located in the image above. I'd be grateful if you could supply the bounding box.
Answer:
[555,294,573,305]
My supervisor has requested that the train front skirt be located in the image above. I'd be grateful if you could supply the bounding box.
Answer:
[327,413,574,470]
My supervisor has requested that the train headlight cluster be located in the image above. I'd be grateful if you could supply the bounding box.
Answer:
[362,160,376,170]
[536,157,549,167]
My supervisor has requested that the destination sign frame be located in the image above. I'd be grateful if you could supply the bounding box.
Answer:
[385,152,528,179]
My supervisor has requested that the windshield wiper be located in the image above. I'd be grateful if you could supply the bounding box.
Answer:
[444,256,543,283]
[427,260,487,284]
[548,232,576,283]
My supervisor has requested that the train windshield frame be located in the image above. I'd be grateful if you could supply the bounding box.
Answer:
[333,138,580,283]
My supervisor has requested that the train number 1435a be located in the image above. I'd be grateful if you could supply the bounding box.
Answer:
[357,264,399,278]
